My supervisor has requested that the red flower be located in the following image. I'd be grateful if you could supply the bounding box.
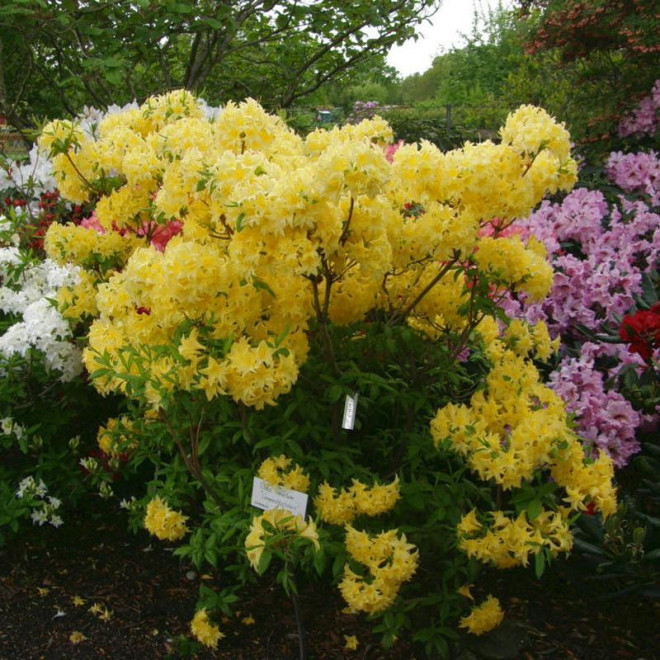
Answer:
[619,308,660,360]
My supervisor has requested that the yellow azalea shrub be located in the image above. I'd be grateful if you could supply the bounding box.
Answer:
[36,91,616,653]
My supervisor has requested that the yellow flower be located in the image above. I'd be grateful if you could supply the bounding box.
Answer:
[88,602,104,615]
[143,496,189,541]
[258,455,310,493]
[190,608,224,649]
[339,527,418,614]
[71,595,85,607]
[459,595,505,636]
[457,584,474,600]
[241,614,256,625]
[69,631,87,644]
[457,509,482,536]
[245,509,320,571]
[344,635,359,651]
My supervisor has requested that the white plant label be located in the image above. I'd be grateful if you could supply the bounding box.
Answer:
[342,392,359,430]
[250,477,308,519]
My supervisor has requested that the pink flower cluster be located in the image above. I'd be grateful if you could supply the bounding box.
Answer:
[606,151,660,205]
[618,80,660,138]
[549,343,643,468]
[508,186,660,336]
[501,133,660,466]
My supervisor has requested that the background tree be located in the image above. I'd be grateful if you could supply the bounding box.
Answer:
[0,0,441,128]
[513,0,660,153]
[398,3,527,132]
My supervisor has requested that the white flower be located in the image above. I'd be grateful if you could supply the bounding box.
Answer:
[99,482,114,499]
[119,497,137,510]
[30,509,48,526]
[0,144,57,196]
[79,457,99,472]
[198,99,223,122]
[16,476,34,498]
[50,514,64,528]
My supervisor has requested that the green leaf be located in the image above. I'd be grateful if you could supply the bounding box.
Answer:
[534,550,545,579]
[526,499,543,521]
[252,276,276,298]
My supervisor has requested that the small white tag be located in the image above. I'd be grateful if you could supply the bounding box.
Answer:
[250,477,308,519]
[342,393,359,430]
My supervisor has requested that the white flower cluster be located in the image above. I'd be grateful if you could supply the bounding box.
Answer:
[0,214,20,246]
[15,475,64,528]
[0,248,83,381]
[0,144,57,197]
[1,416,26,439]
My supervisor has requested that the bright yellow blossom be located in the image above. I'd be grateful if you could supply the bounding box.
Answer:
[143,496,189,541]
[459,595,504,636]
[190,608,224,649]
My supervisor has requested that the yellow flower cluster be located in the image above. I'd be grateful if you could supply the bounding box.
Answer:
[40,91,577,415]
[457,509,573,569]
[459,595,504,636]
[45,223,141,272]
[96,416,136,457]
[244,509,319,572]
[314,476,400,525]
[56,270,98,322]
[143,496,189,541]
[502,318,559,361]
[257,455,310,492]
[551,442,618,518]
[339,526,418,614]
[432,328,617,570]
[473,235,553,301]
[432,341,616,509]
[190,608,224,649]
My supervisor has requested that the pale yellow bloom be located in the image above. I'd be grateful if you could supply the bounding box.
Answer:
[69,631,87,644]
[459,595,504,636]
[190,608,224,649]
[245,509,320,571]
[143,496,189,541]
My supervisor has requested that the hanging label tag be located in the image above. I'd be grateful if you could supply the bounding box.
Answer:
[250,477,308,519]
[342,392,359,430]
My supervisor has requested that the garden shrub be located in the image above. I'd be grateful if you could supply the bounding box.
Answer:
[0,153,120,545]
[1,91,620,656]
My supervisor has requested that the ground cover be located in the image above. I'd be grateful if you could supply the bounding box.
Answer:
[1,500,657,660]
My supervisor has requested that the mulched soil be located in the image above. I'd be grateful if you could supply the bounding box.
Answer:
[0,504,658,660]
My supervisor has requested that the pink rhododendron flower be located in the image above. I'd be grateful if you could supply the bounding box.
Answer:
[80,212,105,234]
[618,80,660,138]
[139,219,183,252]
[384,140,404,163]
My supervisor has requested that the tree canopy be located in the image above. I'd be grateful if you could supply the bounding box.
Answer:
[0,0,441,127]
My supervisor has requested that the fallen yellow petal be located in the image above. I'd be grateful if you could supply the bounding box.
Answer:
[69,631,86,644]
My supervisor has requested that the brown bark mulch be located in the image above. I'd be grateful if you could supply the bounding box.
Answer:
[1,504,658,660]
